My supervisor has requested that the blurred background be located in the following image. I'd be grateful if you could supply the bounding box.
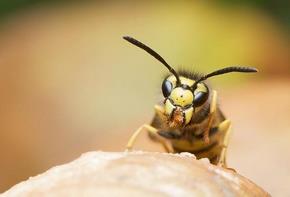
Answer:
[0,0,289,195]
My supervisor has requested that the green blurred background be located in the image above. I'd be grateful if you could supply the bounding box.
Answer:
[0,0,289,195]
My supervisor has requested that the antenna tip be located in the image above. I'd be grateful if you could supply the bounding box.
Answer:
[123,36,132,41]
[238,66,259,73]
[249,67,259,72]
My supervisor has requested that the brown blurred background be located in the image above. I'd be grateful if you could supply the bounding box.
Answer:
[0,1,289,196]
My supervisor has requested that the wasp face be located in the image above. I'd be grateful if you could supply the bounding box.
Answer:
[162,75,209,127]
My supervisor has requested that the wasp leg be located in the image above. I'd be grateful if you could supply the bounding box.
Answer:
[148,105,169,140]
[126,124,173,153]
[154,104,165,117]
[203,90,217,143]
[215,119,232,168]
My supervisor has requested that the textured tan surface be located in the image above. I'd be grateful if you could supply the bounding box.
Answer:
[2,151,270,197]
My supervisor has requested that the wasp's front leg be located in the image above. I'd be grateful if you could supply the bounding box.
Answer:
[126,105,173,153]
[216,119,232,168]
[125,124,172,153]
[203,90,217,143]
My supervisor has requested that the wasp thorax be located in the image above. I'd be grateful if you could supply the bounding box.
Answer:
[169,87,193,107]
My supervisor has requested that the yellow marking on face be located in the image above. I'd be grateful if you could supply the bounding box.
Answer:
[164,99,176,116]
[167,75,195,87]
[169,87,193,107]
[195,83,207,94]
[184,107,193,125]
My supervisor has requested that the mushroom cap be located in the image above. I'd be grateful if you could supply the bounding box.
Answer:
[2,151,270,197]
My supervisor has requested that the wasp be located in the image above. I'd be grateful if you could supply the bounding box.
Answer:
[123,36,257,167]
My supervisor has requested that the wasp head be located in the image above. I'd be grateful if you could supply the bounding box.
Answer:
[162,75,209,127]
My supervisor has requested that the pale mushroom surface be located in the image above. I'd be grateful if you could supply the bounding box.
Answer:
[2,151,270,197]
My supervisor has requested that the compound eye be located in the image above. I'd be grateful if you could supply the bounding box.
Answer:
[193,91,208,107]
[162,80,173,97]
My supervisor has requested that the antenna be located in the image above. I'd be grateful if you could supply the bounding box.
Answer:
[123,36,181,85]
[192,66,258,89]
